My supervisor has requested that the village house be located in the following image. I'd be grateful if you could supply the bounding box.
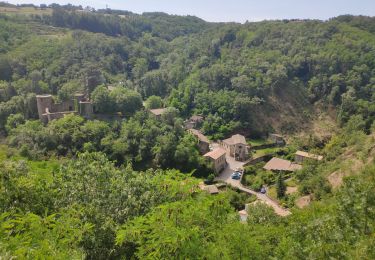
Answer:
[36,93,93,123]
[184,115,204,129]
[295,151,323,164]
[149,108,167,120]
[204,148,227,174]
[220,134,250,161]
[263,157,302,172]
[269,133,285,145]
[188,129,210,154]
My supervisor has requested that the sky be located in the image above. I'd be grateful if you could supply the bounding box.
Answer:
[6,0,375,23]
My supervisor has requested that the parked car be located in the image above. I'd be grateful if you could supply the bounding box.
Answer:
[260,187,267,194]
[235,167,244,173]
[231,172,241,180]
[231,175,241,180]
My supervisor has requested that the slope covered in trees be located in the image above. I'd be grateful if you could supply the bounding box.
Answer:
[0,5,375,259]
[0,9,374,137]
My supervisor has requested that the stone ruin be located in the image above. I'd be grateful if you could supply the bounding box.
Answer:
[36,93,93,123]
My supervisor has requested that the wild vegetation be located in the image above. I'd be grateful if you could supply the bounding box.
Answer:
[0,3,375,259]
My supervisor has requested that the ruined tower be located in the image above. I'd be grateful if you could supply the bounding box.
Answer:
[36,95,53,122]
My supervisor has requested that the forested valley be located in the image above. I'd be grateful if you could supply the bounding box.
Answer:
[0,3,375,259]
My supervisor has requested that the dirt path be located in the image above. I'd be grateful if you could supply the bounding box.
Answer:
[214,142,291,217]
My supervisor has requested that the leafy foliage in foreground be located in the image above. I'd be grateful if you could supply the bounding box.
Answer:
[1,121,375,258]
[0,150,200,258]
[116,163,375,259]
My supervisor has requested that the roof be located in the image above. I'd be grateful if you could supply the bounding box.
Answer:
[188,129,210,143]
[204,148,227,160]
[107,85,117,92]
[238,210,248,216]
[190,115,204,122]
[149,108,167,116]
[270,133,283,138]
[223,134,247,145]
[295,151,323,161]
[263,157,302,172]
[36,94,52,98]
[205,185,219,194]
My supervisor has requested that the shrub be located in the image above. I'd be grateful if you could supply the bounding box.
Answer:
[19,144,31,159]
[250,177,263,191]
[207,174,215,184]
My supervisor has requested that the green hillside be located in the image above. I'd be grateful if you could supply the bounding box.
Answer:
[0,3,374,259]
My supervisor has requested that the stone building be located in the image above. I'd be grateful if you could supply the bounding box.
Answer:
[204,148,227,174]
[36,93,93,123]
[220,134,250,161]
[269,133,285,145]
[149,108,167,120]
[188,129,210,154]
[184,115,204,129]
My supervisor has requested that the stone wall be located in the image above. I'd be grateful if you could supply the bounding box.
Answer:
[45,109,77,122]
[51,100,74,113]
[36,93,93,123]
[243,154,273,166]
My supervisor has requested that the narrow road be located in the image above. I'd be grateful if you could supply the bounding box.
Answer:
[236,185,291,217]
[214,143,291,217]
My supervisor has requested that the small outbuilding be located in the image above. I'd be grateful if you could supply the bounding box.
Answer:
[263,157,302,172]
[269,134,285,145]
[188,129,210,154]
[204,185,219,195]
[184,115,204,129]
[295,151,323,164]
[149,108,167,119]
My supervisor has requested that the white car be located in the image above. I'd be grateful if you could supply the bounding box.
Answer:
[235,167,244,173]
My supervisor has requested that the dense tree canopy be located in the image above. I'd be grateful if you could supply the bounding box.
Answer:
[0,6,375,259]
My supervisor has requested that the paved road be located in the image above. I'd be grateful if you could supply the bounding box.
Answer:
[237,186,291,216]
[214,144,291,217]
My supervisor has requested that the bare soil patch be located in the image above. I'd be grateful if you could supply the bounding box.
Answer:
[286,186,298,195]
[328,171,344,189]
[295,195,311,209]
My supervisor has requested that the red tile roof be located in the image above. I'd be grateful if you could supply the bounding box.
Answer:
[188,129,210,143]
[190,115,204,122]
[149,108,167,116]
[263,157,302,172]
[223,134,247,145]
[204,148,226,160]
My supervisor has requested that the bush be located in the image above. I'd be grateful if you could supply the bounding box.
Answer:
[250,178,263,191]
[83,142,95,152]
[228,190,255,210]
[244,165,257,175]
[19,144,31,159]
[206,174,215,184]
